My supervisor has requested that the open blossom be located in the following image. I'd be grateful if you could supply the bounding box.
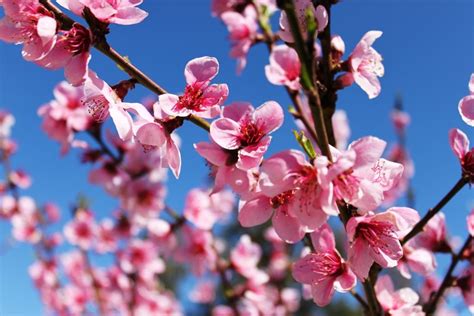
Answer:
[397,243,436,279]
[413,212,451,252]
[175,227,217,276]
[231,235,268,283]
[36,24,92,86]
[118,239,164,277]
[458,73,474,126]
[238,150,336,243]
[292,224,356,306]
[194,139,258,198]
[82,72,150,141]
[57,0,148,25]
[468,209,474,236]
[221,6,258,73]
[347,207,419,279]
[278,0,328,43]
[0,110,15,139]
[64,210,98,249]
[0,0,57,61]
[183,188,235,230]
[347,31,384,99]
[375,275,424,316]
[119,178,166,218]
[133,101,182,178]
[458,265,474,313]
[38,81,91,154]
[449,128,474,183]
[160,57,228,118]
[11,196,42,243]
[265,45,301,90]
[329,136,404,213]
[210,101,284,171]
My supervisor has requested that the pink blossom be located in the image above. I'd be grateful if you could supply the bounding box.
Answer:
[458,265,474,314]
[44,202,61,223]
[57,0,148,25]
[458,73,474,126]
[82,71,150,141]
[391,109,411,133]
[189,281,216,303]
[95,219,118,253]
[9,169,31,188]
[332,110,351,150]
[413,212,451,252]
[468,209,474,236]
[38,81,92,154]
[292,224,357,306]
[183,188,235,230]
[119,178,166,218]
[175,227,216,276]
[278,1,328,43]
[265,45,301,90]
[238,150,336,243]
[0,195,16,218]
[397,243,436,279]
[331,34,345,62]
[0,110,15,139]
[231,235,268,283]
[36,24,92,86]
[348,31,384,99]
[118,239,164,277]
[210,101,284,171]
[375,275,424,316]
[11,196,42,243]
[328,136,404,213]
[383,144,415,207]
[449,128,474,183]
[0,0,57,61]
[63,210,98,249]
[194,139,258,198]
[347,207,419,279]
[160,56,228,118]
[29,259,58,288]
[133,101,182,178]
[221,6,258,73]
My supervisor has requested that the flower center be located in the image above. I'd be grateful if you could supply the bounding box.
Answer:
[239,118,264,146]
[333,168,360,201]
[175,84,205,112]
[357,221,398,255]
[64,24,91,55]
[270,190,295,209]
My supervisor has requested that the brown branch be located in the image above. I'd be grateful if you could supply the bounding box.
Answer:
[402,176,468,245]
[424,235,473,315]
[38,0,210,132]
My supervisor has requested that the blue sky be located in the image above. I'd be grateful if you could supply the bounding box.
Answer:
[0,0,473,315]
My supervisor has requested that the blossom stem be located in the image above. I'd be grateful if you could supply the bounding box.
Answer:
[38,0,210,132]
[424,235,473,315]
[350,289,369,311]
[402,176,469,245]
[316,0,336,146]
[280,0,332,161]
[362,276,382,316]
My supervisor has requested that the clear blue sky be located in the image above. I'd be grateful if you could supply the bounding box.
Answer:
[0,0,473,315]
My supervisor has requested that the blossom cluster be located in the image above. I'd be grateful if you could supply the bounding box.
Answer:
[0,0,473,315]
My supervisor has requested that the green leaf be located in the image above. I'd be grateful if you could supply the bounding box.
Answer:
[293,130,316,159]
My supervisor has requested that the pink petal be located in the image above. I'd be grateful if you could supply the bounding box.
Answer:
[236,136,271,170]
[222,102,254,122]
[253,101,284,134]
[310,224,336,253]
[238,196,273,227]
[110,7,148,25]
[109,106,133,141]
[349,136,386,171]
[334,268,357,292]
[210,118,242,150]
[166,137,181,179]
[448,128,469,160]
[311,278,335,307]
[459,95,474,127]
[185,56,219,84]
[36,16,57,44]
[158,93,182,117]
[64,52,90,86]
[135,123,166,147]
[194,141,228,166]
[348,238,374,280]
[272,207,305,243]
[467,209,474,237]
